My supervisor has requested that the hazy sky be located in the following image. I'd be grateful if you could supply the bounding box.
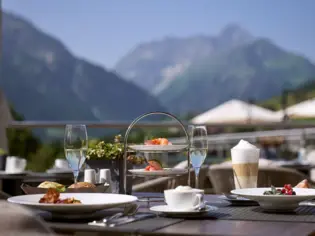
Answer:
[3,0,315,68]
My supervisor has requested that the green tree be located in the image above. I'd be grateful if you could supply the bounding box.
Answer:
[7,105,40,160]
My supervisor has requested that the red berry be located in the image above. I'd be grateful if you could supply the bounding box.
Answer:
[281,189,286,194]
[286,184,292,189]
[287,190,293,195]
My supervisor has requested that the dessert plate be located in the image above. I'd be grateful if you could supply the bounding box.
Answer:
[231,188,315,211]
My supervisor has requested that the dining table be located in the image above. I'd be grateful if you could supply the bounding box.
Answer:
[40,193,315,236]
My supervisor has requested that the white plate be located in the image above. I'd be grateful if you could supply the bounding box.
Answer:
[150,205,217,217]
[231,188,315,211]
[129,168,187,176]
[128,144,188,152]
[8,193,138,214]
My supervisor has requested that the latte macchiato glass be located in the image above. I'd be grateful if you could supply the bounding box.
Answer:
[231,140,260,189]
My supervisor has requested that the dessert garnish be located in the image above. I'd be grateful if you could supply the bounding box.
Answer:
[263,184,296,195]
[145,159,163,171]
[145,138,172,145]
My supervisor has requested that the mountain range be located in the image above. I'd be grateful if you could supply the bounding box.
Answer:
[2,11,315,120]
[115,24,254,95]
[115,25,315,115]
[1,11,164,121]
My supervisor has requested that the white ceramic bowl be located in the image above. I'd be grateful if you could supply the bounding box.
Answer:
[231,188,315,211]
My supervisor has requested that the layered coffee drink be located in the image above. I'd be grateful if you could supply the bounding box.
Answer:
[231,140,260,189]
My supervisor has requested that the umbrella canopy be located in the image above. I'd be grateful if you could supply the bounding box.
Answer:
[191,99,281,124]
[283,98,315,118]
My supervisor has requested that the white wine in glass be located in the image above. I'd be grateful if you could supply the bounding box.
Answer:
[188,125,208,188]
[64,124,88,184]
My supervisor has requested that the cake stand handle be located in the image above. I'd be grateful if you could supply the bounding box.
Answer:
[120,111,191,194]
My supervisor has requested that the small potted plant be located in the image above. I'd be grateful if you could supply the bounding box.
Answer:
[86,135,146,193]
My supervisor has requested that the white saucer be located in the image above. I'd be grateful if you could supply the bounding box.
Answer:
[150,205,217,217]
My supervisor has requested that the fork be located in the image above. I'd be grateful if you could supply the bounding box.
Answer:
[89,204,139,226]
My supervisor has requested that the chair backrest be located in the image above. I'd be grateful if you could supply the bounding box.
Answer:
[208,165,308,194]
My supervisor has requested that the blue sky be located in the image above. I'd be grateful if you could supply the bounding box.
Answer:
[3,0,315,68]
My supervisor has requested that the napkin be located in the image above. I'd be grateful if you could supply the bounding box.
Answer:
[0,201,55,235]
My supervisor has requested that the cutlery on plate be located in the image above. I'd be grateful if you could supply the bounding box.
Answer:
[223,193,249,200]
[107,213,155,227]
[88,204,139,226]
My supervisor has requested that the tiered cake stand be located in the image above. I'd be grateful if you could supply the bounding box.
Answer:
[119,112,191,195]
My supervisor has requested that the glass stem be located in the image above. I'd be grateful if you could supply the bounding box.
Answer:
[73,171,79,184]
[195,173,199,189]
[195,168,200,189]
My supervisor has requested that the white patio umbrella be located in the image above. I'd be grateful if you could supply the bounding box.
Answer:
[191,99,282,124]
[283,98,315,118]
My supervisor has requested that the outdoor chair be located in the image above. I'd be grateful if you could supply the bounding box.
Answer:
[208,165,309,194]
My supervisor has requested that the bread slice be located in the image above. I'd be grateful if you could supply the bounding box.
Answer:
[38,181,66,192]
[68,182,96,188]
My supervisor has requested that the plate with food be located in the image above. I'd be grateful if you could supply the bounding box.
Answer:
[8,188,138,213]
[129,159,187,176]
[21,181,109,194]
[129,138,188,152]
[231,183,315,211]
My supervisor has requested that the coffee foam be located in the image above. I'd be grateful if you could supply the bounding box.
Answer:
[231,140,260,164]
[232,140,258,150]
[175,186,193,191]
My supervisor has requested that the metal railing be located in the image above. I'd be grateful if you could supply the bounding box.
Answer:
[8,120,315,129]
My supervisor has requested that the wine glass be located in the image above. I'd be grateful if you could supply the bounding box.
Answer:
[188,125,208,189]
[64,124,88,184]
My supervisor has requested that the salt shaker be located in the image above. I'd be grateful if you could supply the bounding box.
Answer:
[99,169,111,184]
[84,169,96,184]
